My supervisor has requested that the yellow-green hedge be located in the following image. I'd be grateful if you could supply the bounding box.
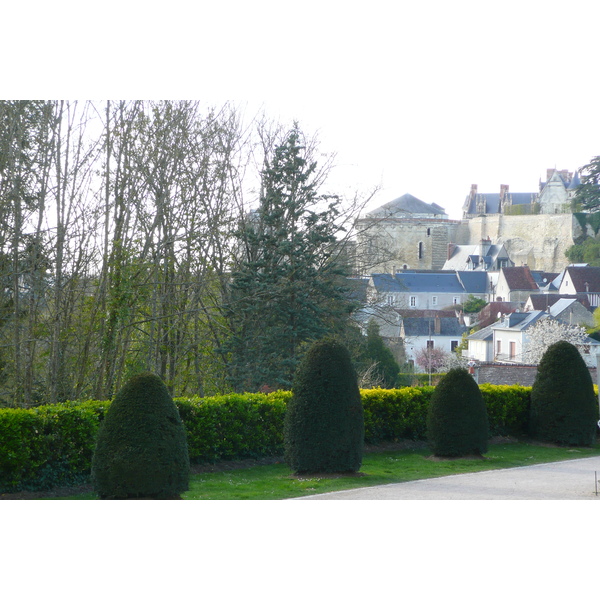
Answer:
[0,385,533,493]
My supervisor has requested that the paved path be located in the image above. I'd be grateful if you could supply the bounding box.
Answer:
[291,456,600,500]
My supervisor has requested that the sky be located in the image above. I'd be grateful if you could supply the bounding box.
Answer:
[6,1,600,220]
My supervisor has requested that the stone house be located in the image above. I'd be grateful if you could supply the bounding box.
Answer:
[494,266,539,303]
[443,238,513,271]
[464,309,600,367]
[555,265,600,309]
[400,315,469,370]
[367,270,488,310]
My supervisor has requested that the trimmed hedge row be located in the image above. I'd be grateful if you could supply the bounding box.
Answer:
[0,385,532,493]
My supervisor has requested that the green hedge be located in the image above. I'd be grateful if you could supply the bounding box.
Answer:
[175,392,289,464]
[0,385,533,494]
[0,401,111,493]
[480,384,531,437]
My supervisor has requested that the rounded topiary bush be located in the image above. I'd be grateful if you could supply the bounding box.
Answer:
[284,338,364,474]
[529,340,598,446]
[91,373,190,499]
[426,367,489,457]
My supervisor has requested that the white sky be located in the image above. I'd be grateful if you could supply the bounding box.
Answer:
[5,0,600,221]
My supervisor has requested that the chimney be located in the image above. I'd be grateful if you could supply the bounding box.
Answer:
[470,184,477,200]
[434,315,441,335]
[500,184,509,201]
[546,168,555,181]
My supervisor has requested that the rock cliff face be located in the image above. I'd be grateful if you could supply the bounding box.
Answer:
[459,213,579,272]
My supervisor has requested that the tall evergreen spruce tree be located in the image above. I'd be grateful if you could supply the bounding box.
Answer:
[225,126,352,391]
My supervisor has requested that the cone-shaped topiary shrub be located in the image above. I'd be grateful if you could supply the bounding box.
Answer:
[426,367,489,457]
[529,340,598,446]
[284,338,364,474]
[91,372,190,499]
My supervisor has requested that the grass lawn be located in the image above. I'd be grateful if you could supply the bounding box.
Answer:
[46,440,600,500]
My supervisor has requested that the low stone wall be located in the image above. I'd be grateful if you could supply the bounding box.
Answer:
[474,362,597,386]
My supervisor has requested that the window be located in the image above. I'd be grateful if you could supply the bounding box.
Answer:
[387,295,394,305]
[450,340,458,352]
[410,296,417,307]
[427,228,431,236]
[426,340,434,349]
[509,341,516,359]
[453,296,460,305]
[496,340,502,356]
[431,296,438,306]
[418,242,423,260]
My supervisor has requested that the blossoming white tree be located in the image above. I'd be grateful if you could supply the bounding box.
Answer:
[523,317,588,364]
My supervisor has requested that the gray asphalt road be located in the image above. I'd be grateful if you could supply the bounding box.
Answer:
[290,456,600,500]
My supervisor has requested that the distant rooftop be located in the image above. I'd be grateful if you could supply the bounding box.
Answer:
[365,193,448,219]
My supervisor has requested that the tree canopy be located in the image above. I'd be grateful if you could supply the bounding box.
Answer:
[524,317,588,364]
[572,155,600,212]
[224,125,354,392]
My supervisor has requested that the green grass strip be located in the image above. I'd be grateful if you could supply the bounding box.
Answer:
[45,441,600,500]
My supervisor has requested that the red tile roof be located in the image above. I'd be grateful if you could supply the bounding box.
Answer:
[565,266,600,293]
[501,266,539,291]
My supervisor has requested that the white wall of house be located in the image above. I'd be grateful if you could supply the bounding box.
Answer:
[464,338,493,362]
[492,328,525,363]
[384,291,468,310]
[403,334,463,371]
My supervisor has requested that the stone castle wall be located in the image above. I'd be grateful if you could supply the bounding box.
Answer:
[458,213,580,272]
[355,218,466,274]
[355,212,580,275]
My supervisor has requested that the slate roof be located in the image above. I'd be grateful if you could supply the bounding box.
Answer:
[456,271,488,294]
[369,273,409,293]
[491,310,547,331]
[548,298,582,319]
[443,243,507,271]
[401,317,469,337]
[464,192,537,215]
[366,194,447,218]
[527,293,591,311]
[394,271,465,293]
[530,271,559,291]
[466,322,496,341]
[371,270,489,296]
[568,171,581,190]
[501,266,539,291]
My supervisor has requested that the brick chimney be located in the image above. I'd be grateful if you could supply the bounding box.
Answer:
[500,184,509,202]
